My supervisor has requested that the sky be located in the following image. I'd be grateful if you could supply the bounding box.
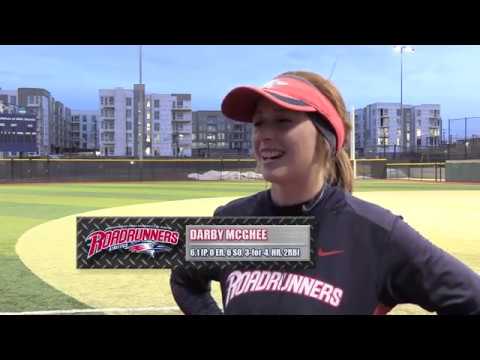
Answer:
[1,45,479,137]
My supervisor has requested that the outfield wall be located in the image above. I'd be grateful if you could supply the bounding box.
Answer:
[386,163,445,181]
[0,159,257,183]
[445,160,480,182]
[0,158,389,183]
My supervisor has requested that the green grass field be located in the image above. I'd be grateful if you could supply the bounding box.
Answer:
[1,179,480,315]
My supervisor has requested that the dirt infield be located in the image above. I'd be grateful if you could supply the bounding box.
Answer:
[15,191,480,315]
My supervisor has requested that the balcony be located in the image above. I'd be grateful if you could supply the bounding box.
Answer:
[178,138,191,146]
[172,117,191,123]
[172,104,191,110]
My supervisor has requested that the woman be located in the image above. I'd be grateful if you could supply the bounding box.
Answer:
[170,70,480,314]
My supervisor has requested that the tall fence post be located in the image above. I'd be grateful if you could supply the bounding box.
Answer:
[10,158,14,182]
[220,156,224,181]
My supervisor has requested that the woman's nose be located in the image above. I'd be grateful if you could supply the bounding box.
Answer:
[255,123,276,141]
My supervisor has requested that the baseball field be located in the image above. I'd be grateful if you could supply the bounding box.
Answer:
[1,179,480,315]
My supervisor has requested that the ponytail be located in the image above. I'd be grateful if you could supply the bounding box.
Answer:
[320,138,353,193]
[331,149,353,193]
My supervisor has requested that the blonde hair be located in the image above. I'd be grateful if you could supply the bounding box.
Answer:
[282,71,353,193]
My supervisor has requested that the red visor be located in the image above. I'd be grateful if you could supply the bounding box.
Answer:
[221,75,345,151]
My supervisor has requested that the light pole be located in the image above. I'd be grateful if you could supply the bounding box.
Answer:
[394,45,415,154]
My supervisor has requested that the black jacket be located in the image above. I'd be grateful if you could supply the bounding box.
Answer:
[170,184,480,314]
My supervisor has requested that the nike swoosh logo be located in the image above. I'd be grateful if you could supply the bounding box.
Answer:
[317,248,344,257]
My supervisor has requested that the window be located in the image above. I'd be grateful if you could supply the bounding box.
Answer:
[417,119,421,127]
[126,97,132,107]
[126,109,132,118]
[176,100,183,108]
[102,108,114,117]
[92,116,97,122]
[101,96,104,105]
[192,134,196,141]
[175,112,184,120]
[146,113,151,120]
[154,111,160,120]
[126,122,132,131]
[10,96,16,105]
[82,125,87,132]
[28,96,35,105]
[154,100,160,108]
[379,128,389,137]
[417,138,422,146]
[109,97,114,105]
[416,129,421,137]
[377,137,389,145]
[127,133,133,143]
[218,133,225,140]
[82,116,87,122]
[154,123,160,132]
[416,110,421,117]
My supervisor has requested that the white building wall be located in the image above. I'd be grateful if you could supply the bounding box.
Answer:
[358,102,441,154]
[99,89,192,157]
[72,110,99,150]
[149,94,174,156]
[113,88,128,156]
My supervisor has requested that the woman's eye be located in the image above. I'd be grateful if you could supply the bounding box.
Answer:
[253,121,262,127]
[278,118,291,124]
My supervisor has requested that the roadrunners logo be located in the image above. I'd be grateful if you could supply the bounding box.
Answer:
[86,226,179,259]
